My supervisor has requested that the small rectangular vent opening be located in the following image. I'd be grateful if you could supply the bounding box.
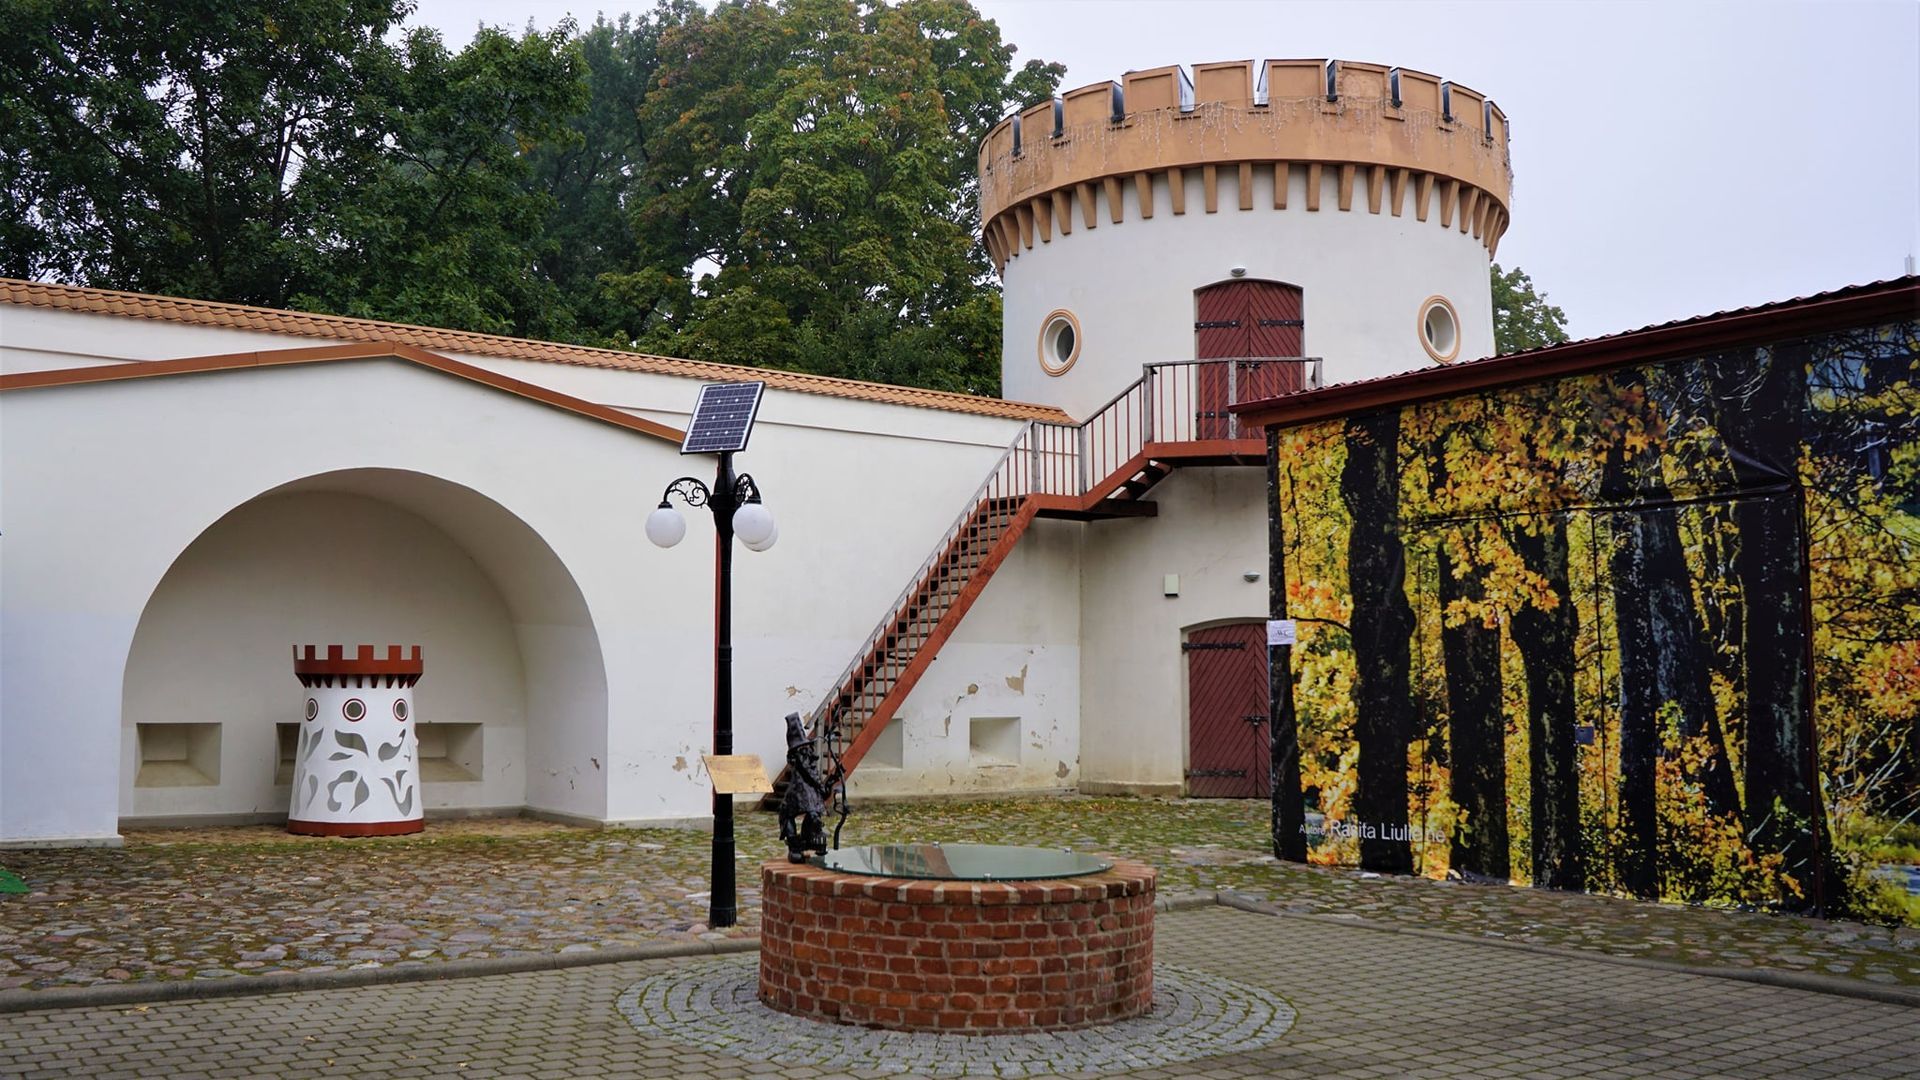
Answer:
[275,723,300,786]
[866,719,904,770]
[969,716,1021,767]
[417,722,483,783]
[136,723,220,787]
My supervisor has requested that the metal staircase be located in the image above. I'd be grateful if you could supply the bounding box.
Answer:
[763,356,1319,805]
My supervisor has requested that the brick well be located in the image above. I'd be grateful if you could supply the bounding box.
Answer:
[758,858,1157,1034]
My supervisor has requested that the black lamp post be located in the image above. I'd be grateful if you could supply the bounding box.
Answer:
[645,450,777,929]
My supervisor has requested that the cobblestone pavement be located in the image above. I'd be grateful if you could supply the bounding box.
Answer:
[2,799,1917,995]
[616,960,1295,1076]
[3,907,1916,1079]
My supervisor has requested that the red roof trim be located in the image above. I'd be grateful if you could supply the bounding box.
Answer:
[0,278,1070,422]
[0,342,688,445]
[1234,278,1920,429]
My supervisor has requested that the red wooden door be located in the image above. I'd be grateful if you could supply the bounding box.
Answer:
[1185,623,1271,798]
[1193,281,1305,439]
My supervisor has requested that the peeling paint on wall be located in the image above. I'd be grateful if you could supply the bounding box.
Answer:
[1005,664,1028,693]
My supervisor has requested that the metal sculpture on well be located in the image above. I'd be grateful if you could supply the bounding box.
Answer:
[778,711,846,862]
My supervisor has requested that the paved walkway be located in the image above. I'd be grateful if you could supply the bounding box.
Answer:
[4,907,1915,1079]
[3,801,1918,997]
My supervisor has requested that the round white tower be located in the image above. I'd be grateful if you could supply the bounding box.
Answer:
[982,59,1511,418]
[289,644,424,836]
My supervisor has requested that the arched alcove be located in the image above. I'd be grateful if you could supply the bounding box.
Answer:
[120,469,608,825]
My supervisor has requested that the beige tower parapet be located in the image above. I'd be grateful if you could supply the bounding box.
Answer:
[978,59,1513,272]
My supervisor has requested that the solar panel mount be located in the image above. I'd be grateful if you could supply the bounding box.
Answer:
[680,381,765,455]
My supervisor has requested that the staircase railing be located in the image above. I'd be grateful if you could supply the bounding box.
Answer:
[801,354,1321,775]
[811,421,1041,732]
[1077,356,1322,493]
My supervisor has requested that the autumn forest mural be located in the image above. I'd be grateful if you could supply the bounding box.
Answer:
[1269,319,1920,924]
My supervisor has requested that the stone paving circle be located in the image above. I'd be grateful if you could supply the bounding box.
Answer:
[616,955,1296,1077]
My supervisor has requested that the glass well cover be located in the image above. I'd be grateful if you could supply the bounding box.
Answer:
[816,842,1111,880]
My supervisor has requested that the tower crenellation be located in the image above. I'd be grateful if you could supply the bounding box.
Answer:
[979,59,1512,274]
[986,58,1513,417]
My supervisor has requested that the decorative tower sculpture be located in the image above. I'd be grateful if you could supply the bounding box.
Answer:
[981,59,1512,418]
[289,645,424,836]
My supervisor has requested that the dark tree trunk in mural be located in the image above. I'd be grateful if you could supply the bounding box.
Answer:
[1342,410,1415,873]
[1603,371,1740,898]
[1427,428,1509,880]
[1269,430,1307,862]
[1438,547,1509,879]
[1603,450,1662,900]
[1711,344,1820,894]
[1509,517,1585,891]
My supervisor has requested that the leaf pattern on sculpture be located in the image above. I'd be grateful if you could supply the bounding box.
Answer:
[326,771,359,813]
[382,775,415,816]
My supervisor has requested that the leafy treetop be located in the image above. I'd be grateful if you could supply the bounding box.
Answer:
[1490,262,1570,355]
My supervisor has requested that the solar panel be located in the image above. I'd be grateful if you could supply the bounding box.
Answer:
[680,381,766,455]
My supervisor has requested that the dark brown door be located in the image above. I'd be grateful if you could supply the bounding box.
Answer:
[1193,280,1305,439]
[1185,623,1271,798]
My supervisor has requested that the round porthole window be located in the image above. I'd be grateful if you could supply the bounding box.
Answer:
[342,698,366,722]
[392,699,409,722]
[1419,296,1461,363]
[1037,309,1082,376]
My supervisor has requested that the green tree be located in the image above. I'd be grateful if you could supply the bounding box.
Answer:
[0,0,408,303]
[1490,263,1570,355]
[4,0,1060,394]
[522,9,697,346]
[629,0,1060,392]
[292,23,590,338]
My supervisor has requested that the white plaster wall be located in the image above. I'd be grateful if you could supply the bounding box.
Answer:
[1076,468,1271,794]
[0,308,1050,842]
[848,518,1083,799]
[0,306,290,374]
[641,404,1023,813]
[1000,165,1497,419]
[120,492,530,821]
[0,305,1048,445]
[4,290,1302,841]
[0,361,673,842]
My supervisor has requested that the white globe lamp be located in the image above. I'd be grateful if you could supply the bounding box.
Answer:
[742,517,779,552]
[733,501,776,548]
[645,503,687,548]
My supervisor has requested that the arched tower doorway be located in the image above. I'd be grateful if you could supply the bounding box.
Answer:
[1194,279,1305,440]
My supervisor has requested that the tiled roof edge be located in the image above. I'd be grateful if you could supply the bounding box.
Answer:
[1235,276,1920,429]
[0,279,1070,423]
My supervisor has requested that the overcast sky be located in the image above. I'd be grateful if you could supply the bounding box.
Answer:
[411,0,1920,341]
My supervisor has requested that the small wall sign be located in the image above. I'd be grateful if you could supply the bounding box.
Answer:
[703,754,774,795]
[1266,619,1297,647]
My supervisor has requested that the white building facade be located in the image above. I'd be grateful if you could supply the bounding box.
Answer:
[0,57,1509,846]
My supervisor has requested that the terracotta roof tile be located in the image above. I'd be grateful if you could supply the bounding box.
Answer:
[0,279,1071,423]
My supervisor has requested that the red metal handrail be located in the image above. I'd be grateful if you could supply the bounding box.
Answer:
[809,356,1321,752]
